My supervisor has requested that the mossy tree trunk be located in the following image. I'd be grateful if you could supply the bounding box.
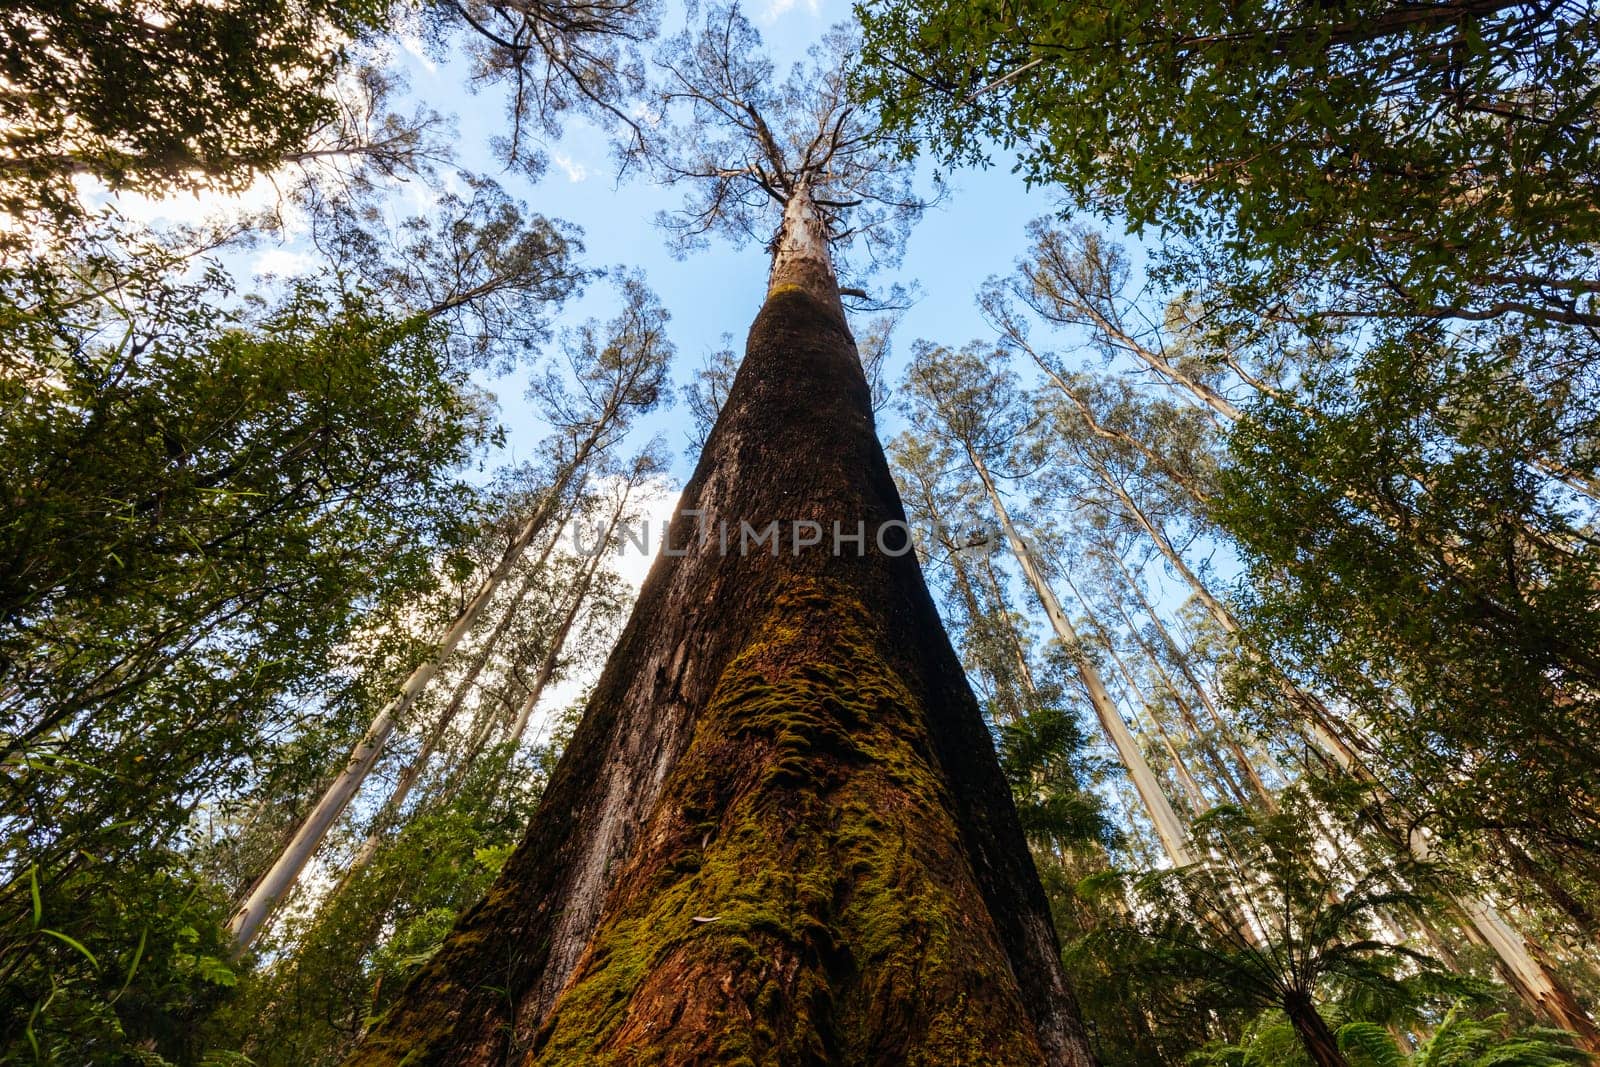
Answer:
[342,187,1097,1065]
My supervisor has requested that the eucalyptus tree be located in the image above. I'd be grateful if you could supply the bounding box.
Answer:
[345,7,1093,1063]
[227,276,672,952]
[318,173,589,371]
[902,339,1197,869]
[986,220,1600,1048]
[431,0,661,169]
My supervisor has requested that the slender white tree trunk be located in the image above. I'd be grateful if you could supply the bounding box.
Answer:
[1415,827,1600,1050]
[343,488,585,877]
[768,176,844,316]
[970,451,1193,866]
[506,480,633,747]
[1102,563,1278,810]
[1061,571,1210,811]
[227,449,597,954]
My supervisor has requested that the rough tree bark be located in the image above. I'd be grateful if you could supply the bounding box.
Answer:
[341,184,1097,1065]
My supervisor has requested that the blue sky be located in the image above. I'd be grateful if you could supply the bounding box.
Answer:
[110,0,1110,487]
[385,0,1082,483]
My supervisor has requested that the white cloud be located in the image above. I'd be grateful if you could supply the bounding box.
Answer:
[552,151,590,183]
[399,34,437,74]
[758,0,821,22]
[628,100,664,127]
[252,246,318,279]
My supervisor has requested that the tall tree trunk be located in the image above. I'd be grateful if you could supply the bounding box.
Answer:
[343,488,584,879]
[342,183,1096,1066]
[505,478,634,747]
[883,464,1020,720]
[1102,555,1278,810]
[1057,565,1248,810]
[967,451,1193,868]
[1407,826,1600,1052]
[1078,594,1209,811]
[981,552,1045,698]
[227,449,599,953]
[1100,578,1263,808]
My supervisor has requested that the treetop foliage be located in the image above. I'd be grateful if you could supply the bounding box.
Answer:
[0,0,388,219]
[638,3,930,280]
[856,0,1600,332]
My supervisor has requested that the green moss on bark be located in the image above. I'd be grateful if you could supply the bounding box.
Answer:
[528,577,1049,1065]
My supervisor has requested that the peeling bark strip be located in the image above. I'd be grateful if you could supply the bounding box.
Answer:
[344,281,1095,1064]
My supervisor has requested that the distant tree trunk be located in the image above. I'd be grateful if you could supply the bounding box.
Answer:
[1282,991,1351,1067]
[342,489,583,879]
[968,451,1193,868]
[505,479,633,747]
[980,552,1046,699]
[1494,830,1600,940]
[1102,559,1278,811]
[226,448,597,954]
[1056,567,1218,811]
[342,183,1096,1065]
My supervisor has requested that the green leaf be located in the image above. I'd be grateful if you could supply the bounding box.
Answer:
[1336,1021,1404,1067]
[39,927,99,968]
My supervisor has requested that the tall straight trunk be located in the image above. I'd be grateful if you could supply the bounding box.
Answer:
[1058,565,1252,810]
[1405,825,1600,1052]
[967,451,1193,868]
[981,552,1045,698]
[344,489,585,878]
[1299,723,1600,1050]
[343,183,1096,1066]
[894,467,1020,720]
[1074,589,1209,811]
[1125,631,1253,809]
[1102,584,1263,809]
[227,448,599,953]
[1087,463,1369,769]
[505,479,634,747]
[1103,554,1278,810]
